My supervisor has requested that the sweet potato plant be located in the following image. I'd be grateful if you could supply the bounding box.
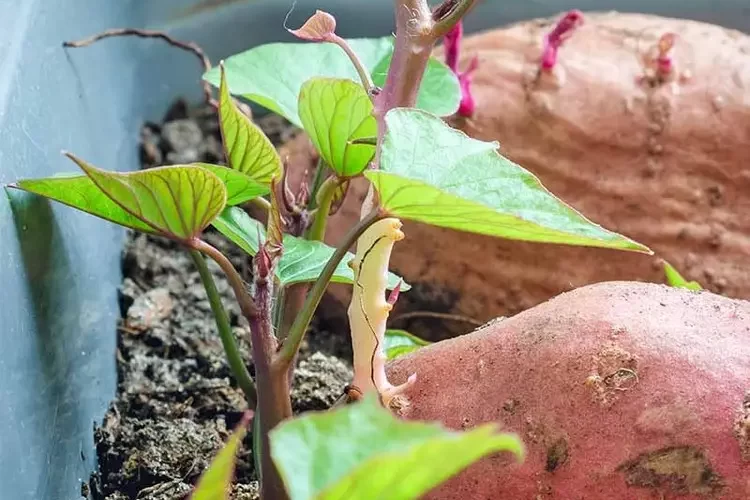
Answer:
[7,2,659,499]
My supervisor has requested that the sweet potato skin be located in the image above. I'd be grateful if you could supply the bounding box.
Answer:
[283,12,750,338]
[386,282,750,499]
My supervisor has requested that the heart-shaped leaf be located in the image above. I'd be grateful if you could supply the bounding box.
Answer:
[192,163,269,206]
[384,329,431,360]
[69,153,227,241]
[211,206,407,290]
[371,51,460,118]
[218,64,282,185]
[270,395,524,500]
[365,109,651,252]
[8,174,156,234]
[9,163,264,234]
[298,78,376,177]
[192,411,252,500]
[204,38,392,128]
[203,37,462,127]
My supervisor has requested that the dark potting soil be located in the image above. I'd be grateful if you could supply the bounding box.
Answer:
[86,100,354,500]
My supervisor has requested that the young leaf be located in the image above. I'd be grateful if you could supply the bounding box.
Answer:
[193,163,269,206]
[371,51,461,117]
[218,64,282,185]
[203,37,462,127]
[204,38,393,128]
[270,395,524,500]
[384,329,431,360]
[8,174,156,234]
[298,78,377,177]
[191,411,252,500]
[365,109,651,253]
[68,153,227,241]
[663,260,702,291]
[211,207,407,290]
[287,9,337,42]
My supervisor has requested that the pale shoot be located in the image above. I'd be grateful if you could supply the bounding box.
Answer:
[347,218,416,409]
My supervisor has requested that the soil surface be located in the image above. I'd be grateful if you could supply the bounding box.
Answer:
[86,100,354,499]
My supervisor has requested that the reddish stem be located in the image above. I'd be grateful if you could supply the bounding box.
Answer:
[443,21,479,117]
[540,10,584,71]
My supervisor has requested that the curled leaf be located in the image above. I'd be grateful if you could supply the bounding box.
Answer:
[219,63,282,185]
[287,10,337,42]
[298,78,377,177]
[67,153,227,241]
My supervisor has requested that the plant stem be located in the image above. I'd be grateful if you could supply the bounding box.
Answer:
[373,0,434,137]
[249,253,292,500]
[250,195,272,212]
[306,158,328,211]
[305,175,340,241]
[330,34,375,92]
[273,210,384,370]
[277,283,309,343]
[189,250,257,407]
[192,238,258,319]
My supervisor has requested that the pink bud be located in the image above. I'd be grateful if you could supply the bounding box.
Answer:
[387,280,403,306]
[540,10,584,71]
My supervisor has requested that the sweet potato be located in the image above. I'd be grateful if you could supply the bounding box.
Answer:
[283,12,750,338]
[386,282,750,499]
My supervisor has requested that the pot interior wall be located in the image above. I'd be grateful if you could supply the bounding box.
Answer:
[0,1,745,499]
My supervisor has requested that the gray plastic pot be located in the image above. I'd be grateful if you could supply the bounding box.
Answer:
[0,1,746,499]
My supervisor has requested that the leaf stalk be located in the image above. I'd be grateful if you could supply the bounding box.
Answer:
[189,250,257,407]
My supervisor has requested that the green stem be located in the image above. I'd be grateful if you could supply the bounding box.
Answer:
[273,210,384,370]
[192,238,258,319]
[250,195,272,212]
[189,250,257,407]
[305,175,340,241]
[330,33,375,92]
[306,158,328,211]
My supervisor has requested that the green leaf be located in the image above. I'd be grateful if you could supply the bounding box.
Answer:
[193,163,269,206]
[663,260,702,291]
[211,207,407,290]
[9,163,257,234]
[204,37,462,127]
[384,329,431,360]
[218,65,282,185]
[270,395,524,500]
[9,174,156,234]
[69,153,227,241]
[371,51,461,117]
[204,38,393,128]
[192,411,252,500]
[365,109,651,252]
[298,78,377,177]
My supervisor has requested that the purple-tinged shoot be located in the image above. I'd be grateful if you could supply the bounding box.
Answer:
[443,20,478,117]
[655,32,677,81]
[540,10,584,72]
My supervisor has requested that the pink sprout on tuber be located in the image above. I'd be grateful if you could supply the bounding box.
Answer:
[540,9,584,71]
[443,20,479,117]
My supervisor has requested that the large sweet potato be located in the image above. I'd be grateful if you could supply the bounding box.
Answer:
[282,12,750,339]
[386,282,750,499]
